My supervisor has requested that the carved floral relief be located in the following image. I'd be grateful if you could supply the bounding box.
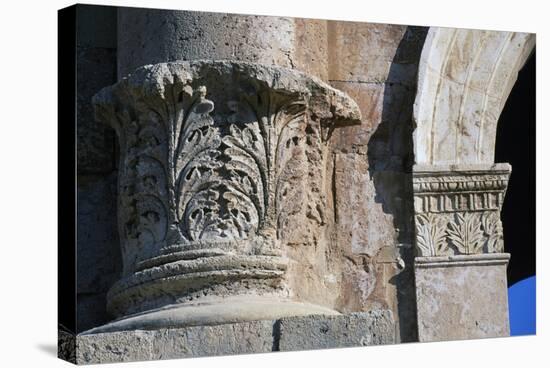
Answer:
[93,60,361,317]
[412,166,510,257]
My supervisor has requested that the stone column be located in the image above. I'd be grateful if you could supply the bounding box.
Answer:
[90,60,361,333]
[326,23,427,342]
[412,163,511,341]
[117,8,329,80]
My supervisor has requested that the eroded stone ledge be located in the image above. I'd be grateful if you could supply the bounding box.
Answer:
[65,311,394,364]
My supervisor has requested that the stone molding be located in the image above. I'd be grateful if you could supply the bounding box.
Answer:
[92,60,361,327]
[412,163,510,257]
[414,253,510,269]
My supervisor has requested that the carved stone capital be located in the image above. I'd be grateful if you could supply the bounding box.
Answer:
[91,60,361,329]
[412,163,511,257]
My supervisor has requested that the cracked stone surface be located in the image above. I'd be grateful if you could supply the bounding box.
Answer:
[415,254,510,341]
[68,311,394,364]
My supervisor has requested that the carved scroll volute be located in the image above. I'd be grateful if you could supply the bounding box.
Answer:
[94,61,362,278]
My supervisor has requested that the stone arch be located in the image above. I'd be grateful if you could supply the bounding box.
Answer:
[413,27,534,165]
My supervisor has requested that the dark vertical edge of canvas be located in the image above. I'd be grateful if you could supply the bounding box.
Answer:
[532,46,536,280]
[58,4,77,364]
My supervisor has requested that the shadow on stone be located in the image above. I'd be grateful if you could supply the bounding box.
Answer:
[367,25,428,342]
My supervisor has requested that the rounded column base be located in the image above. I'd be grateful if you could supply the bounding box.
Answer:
[83,295,339,334]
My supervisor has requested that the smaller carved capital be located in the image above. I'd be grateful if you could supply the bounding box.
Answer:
[412,164,510,257]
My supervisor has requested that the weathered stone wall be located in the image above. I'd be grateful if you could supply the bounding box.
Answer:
[325,23,428,341]
[76,5,121,332]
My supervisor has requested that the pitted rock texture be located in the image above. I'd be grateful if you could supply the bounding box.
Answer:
[118,9,329,80]
[415,254,510,342]
[72,311,394,364]
[58,329,76,364]
[277,310,395,351]
[325,24,428,342]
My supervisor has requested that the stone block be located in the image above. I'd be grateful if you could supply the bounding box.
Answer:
[329,82,384,150]
[415,253,510,342]
[328,23,426,85]
[334,153,397,257]
[293,18,329,81]
[76,320,275,364]
[149,320,274,360]
[76,330,154,364]
[58,329,76,364]
[75,6,119,331]
[278,311,395,351]
[70,311,395,364]
[329,81,415,169]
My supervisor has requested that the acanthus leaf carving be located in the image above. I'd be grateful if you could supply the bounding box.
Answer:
[415,213,448,257]
[92,61,363,319]
[412,166,510,257]
[446,212,485,255]
[414,210,506,257]
[93,60,362,277]
[481,211,504,253]
[223,89,320,244]
[174,90,226,242]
